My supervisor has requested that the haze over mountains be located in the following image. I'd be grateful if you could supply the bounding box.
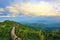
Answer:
[0,16,60,23]
[0,16,60,30]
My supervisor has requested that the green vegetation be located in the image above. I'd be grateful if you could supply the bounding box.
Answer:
[0,20,21,40]
[0,20,60,40]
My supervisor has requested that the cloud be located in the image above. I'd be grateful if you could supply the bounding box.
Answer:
[0,16,11,17]
[21,1,60,16]
[8,1,60,16]
[5,0,60,17]
[0,7,19,17]
[6,6,20,17]
[0,7,18,17]
[0,8,4,14]
[20,1,53,16]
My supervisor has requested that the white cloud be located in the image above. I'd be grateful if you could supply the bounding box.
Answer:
[0,8,4,14]
[0,16,11,17]
[0,15,17,17]
[20,1,53,16]
[5,1,60,17]
[6,6,20,17]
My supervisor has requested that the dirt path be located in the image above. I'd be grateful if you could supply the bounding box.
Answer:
[11,26,21,40]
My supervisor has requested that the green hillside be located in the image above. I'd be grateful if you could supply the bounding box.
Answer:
[0,20,60,40]
[0,20,20,40]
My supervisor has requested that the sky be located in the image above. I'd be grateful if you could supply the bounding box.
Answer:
[0,0,60,21]
[0,0,60,17]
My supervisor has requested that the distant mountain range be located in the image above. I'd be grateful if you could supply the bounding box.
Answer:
[24,20,60,30]
[0,16,60,30]
[0,16,60,23]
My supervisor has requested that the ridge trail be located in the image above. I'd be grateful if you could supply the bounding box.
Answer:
[11,25,21,40]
